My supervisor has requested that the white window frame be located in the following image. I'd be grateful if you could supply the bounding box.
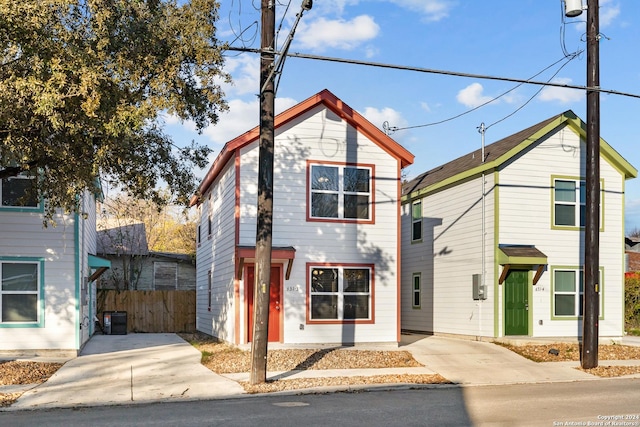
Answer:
[411,200,422,242]
[308,264,373,323]
[553,178,585,228]
[412,273,421,308]
[0,259,43,326]
[308,163,373,222]
[552,267,603,319]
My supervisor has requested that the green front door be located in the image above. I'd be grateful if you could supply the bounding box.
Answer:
[504,270,529,335]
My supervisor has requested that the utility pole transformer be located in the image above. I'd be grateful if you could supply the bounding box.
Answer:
[582,0,600,369]
[250,0,276,385]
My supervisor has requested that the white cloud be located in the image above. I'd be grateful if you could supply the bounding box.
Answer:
[456,83,493,108]
[599,0,620,27]
[296,15,380,51]
[362,106,408,136]
[163,97,298,149]
[387,0,454,22]
[223,56,260,97]
[539,78,584,104]
[420,102,432,113]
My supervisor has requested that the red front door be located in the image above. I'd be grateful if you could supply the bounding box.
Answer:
[246,265,282,342]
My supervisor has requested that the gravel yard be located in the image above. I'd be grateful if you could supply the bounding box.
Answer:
[2,334,640,406]
[496,341,640,378]
[185,334,450,393]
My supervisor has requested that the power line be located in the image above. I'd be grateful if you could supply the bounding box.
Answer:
[486,52,579,131]
[225,46,640,100]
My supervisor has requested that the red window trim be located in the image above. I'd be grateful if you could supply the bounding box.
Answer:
[306,160,376,224]
[305,262,375,325]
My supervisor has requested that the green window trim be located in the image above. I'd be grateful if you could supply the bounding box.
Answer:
[412,273,421,309]
[411,200,423,242]
[0,257,45,328]
[0,173,44,213]
[550,175,604,232]
[550,265,604,321]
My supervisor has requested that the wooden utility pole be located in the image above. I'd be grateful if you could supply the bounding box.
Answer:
[582,0,600,369]
[250,0,275,385]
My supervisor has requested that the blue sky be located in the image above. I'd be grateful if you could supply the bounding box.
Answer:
[166,0,640,232]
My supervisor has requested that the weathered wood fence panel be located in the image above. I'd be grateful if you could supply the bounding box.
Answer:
[97,290,196,333]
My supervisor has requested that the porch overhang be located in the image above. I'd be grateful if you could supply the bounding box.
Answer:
[497,245,548,286]
[236,246,296,280]
[88,254,111,282]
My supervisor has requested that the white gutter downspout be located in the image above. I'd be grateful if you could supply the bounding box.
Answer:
[479,123,486,339]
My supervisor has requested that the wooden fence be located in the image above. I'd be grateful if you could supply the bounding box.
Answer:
[97,290,196,333]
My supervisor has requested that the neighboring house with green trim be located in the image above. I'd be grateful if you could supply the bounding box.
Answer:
[401,111,637,340]
[0,177,110,356]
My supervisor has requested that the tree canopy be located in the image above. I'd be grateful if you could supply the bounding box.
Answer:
[0,0,229,218]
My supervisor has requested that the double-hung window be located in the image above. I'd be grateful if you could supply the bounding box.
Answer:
[553,178,585,227]
[308,265,373,322]
[309,163,372,221]
[1,260,42,324]
[412,273,421,308]
[1,173,39,209]
[411,200,422,242]
[552,267,603,318]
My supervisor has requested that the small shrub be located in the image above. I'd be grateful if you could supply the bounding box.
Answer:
[626,273,640,330]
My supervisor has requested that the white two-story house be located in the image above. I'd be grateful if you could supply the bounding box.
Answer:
[192,89,414,345]
[401,111,636,341]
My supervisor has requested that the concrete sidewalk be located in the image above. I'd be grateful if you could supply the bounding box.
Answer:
[6,334,246,410]
[3,333,640,411]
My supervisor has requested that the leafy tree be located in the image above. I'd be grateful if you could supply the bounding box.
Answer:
[0,0,229,219]
[97,193,196,290]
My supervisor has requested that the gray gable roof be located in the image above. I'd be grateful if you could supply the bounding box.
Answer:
[403,110,636,199]
[403,112,563,197]
[97,223,149,256]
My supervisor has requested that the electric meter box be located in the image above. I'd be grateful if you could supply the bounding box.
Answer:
[472,274,487,300]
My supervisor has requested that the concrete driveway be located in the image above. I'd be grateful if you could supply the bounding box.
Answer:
[10,334,245,410]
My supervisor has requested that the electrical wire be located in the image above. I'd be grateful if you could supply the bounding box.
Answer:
[227,0,260,51]
[486,53,579,130]
[228,47,640,100]
[275,0,293,50]
[390,52,582,133]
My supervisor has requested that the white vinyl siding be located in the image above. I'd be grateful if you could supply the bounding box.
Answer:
[235,105,400,344]
[195,160,237,342]
[401,174,496,336]
[0,211,81,351]
[498,126,624,337]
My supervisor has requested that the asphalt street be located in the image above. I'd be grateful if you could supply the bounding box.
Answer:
[2,378,639,427]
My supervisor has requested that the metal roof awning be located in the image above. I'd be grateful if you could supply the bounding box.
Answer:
[236,246,296,280]
[497,245,548,286]
[88,254,111,282]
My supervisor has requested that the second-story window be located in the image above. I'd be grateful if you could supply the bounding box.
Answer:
[1,174,38,208]
[553,178,585,227]
[309,163,372,221]
[412,200,422,241]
